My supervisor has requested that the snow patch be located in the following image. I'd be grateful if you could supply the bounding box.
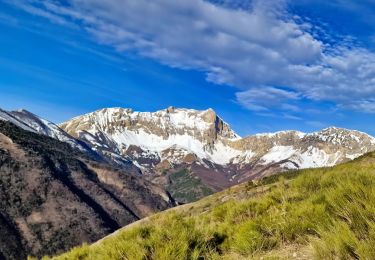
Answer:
[261,146,296,164]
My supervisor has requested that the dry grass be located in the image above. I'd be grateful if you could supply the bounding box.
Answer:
[46,153,375,260]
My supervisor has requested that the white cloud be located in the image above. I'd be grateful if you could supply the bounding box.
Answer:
[281,113,302,120]
[236,87,300,111]
[342,99,375,113]
[7,0,71,25]
[306,120,326,128]
[8,0,375,112]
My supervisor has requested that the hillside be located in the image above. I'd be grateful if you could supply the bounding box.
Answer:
[0,121,173,259]
[50,151,375,259]
[0,109,97,156]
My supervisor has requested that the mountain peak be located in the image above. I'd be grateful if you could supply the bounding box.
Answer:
[166,106,176,113]
[0,108,37,132]
[16,108,30,113]
[312,126,375,140]
[62,106,239,140]
[59,106,241,165]
[58,107,375,172]
[319,126,351,133]
[0,108,95,154]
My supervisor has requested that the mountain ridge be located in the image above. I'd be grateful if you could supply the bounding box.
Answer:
[2,106,375,203]
[55,106,375,202]
[59,106,375,166]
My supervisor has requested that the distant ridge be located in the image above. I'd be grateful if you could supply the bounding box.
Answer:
[58,107,375,202]
[2,106,375,203]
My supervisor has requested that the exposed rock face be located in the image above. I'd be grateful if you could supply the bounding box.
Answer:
[3,106,375,204]
[60,107,239,147]
[59,107,375,201]
[59,107,241,166]
[0,121,173,259]
[231,128,375,167]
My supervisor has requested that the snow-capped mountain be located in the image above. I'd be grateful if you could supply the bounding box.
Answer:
[230,128,375,176]
[59,107,375,192]
[59,107,240,166]
[0,108,101,158]
[0,108,37,132]
[2,106,375,203]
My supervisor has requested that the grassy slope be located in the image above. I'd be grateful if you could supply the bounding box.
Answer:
[46,152,375,260]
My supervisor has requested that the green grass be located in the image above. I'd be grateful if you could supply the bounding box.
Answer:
[46,152,375,260]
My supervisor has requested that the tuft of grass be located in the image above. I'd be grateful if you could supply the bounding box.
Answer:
[48,152,375,259]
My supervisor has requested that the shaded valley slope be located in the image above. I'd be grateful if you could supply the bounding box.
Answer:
[0,121,172,259]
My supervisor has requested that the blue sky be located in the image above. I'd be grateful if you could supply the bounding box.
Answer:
[1,0,375,136]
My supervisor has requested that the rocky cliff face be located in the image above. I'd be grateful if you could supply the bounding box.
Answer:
[58,107,375,202]
[230,127,375,167]
[3,106,375,204]
[59,107,240,167]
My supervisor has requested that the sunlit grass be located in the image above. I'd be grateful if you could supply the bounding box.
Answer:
[46,153,375,259]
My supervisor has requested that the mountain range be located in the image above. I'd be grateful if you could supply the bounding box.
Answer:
[1,106,375,258]
[59,107,375,202]
[2,107,375,203]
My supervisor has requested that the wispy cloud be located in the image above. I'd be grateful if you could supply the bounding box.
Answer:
[305,120,327,128]
[0,12,19,26]
[235,87,300,111]
[6,0,375,113]
[282,113,302,120]
[6,0,71,26]
[0,56,130,100]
